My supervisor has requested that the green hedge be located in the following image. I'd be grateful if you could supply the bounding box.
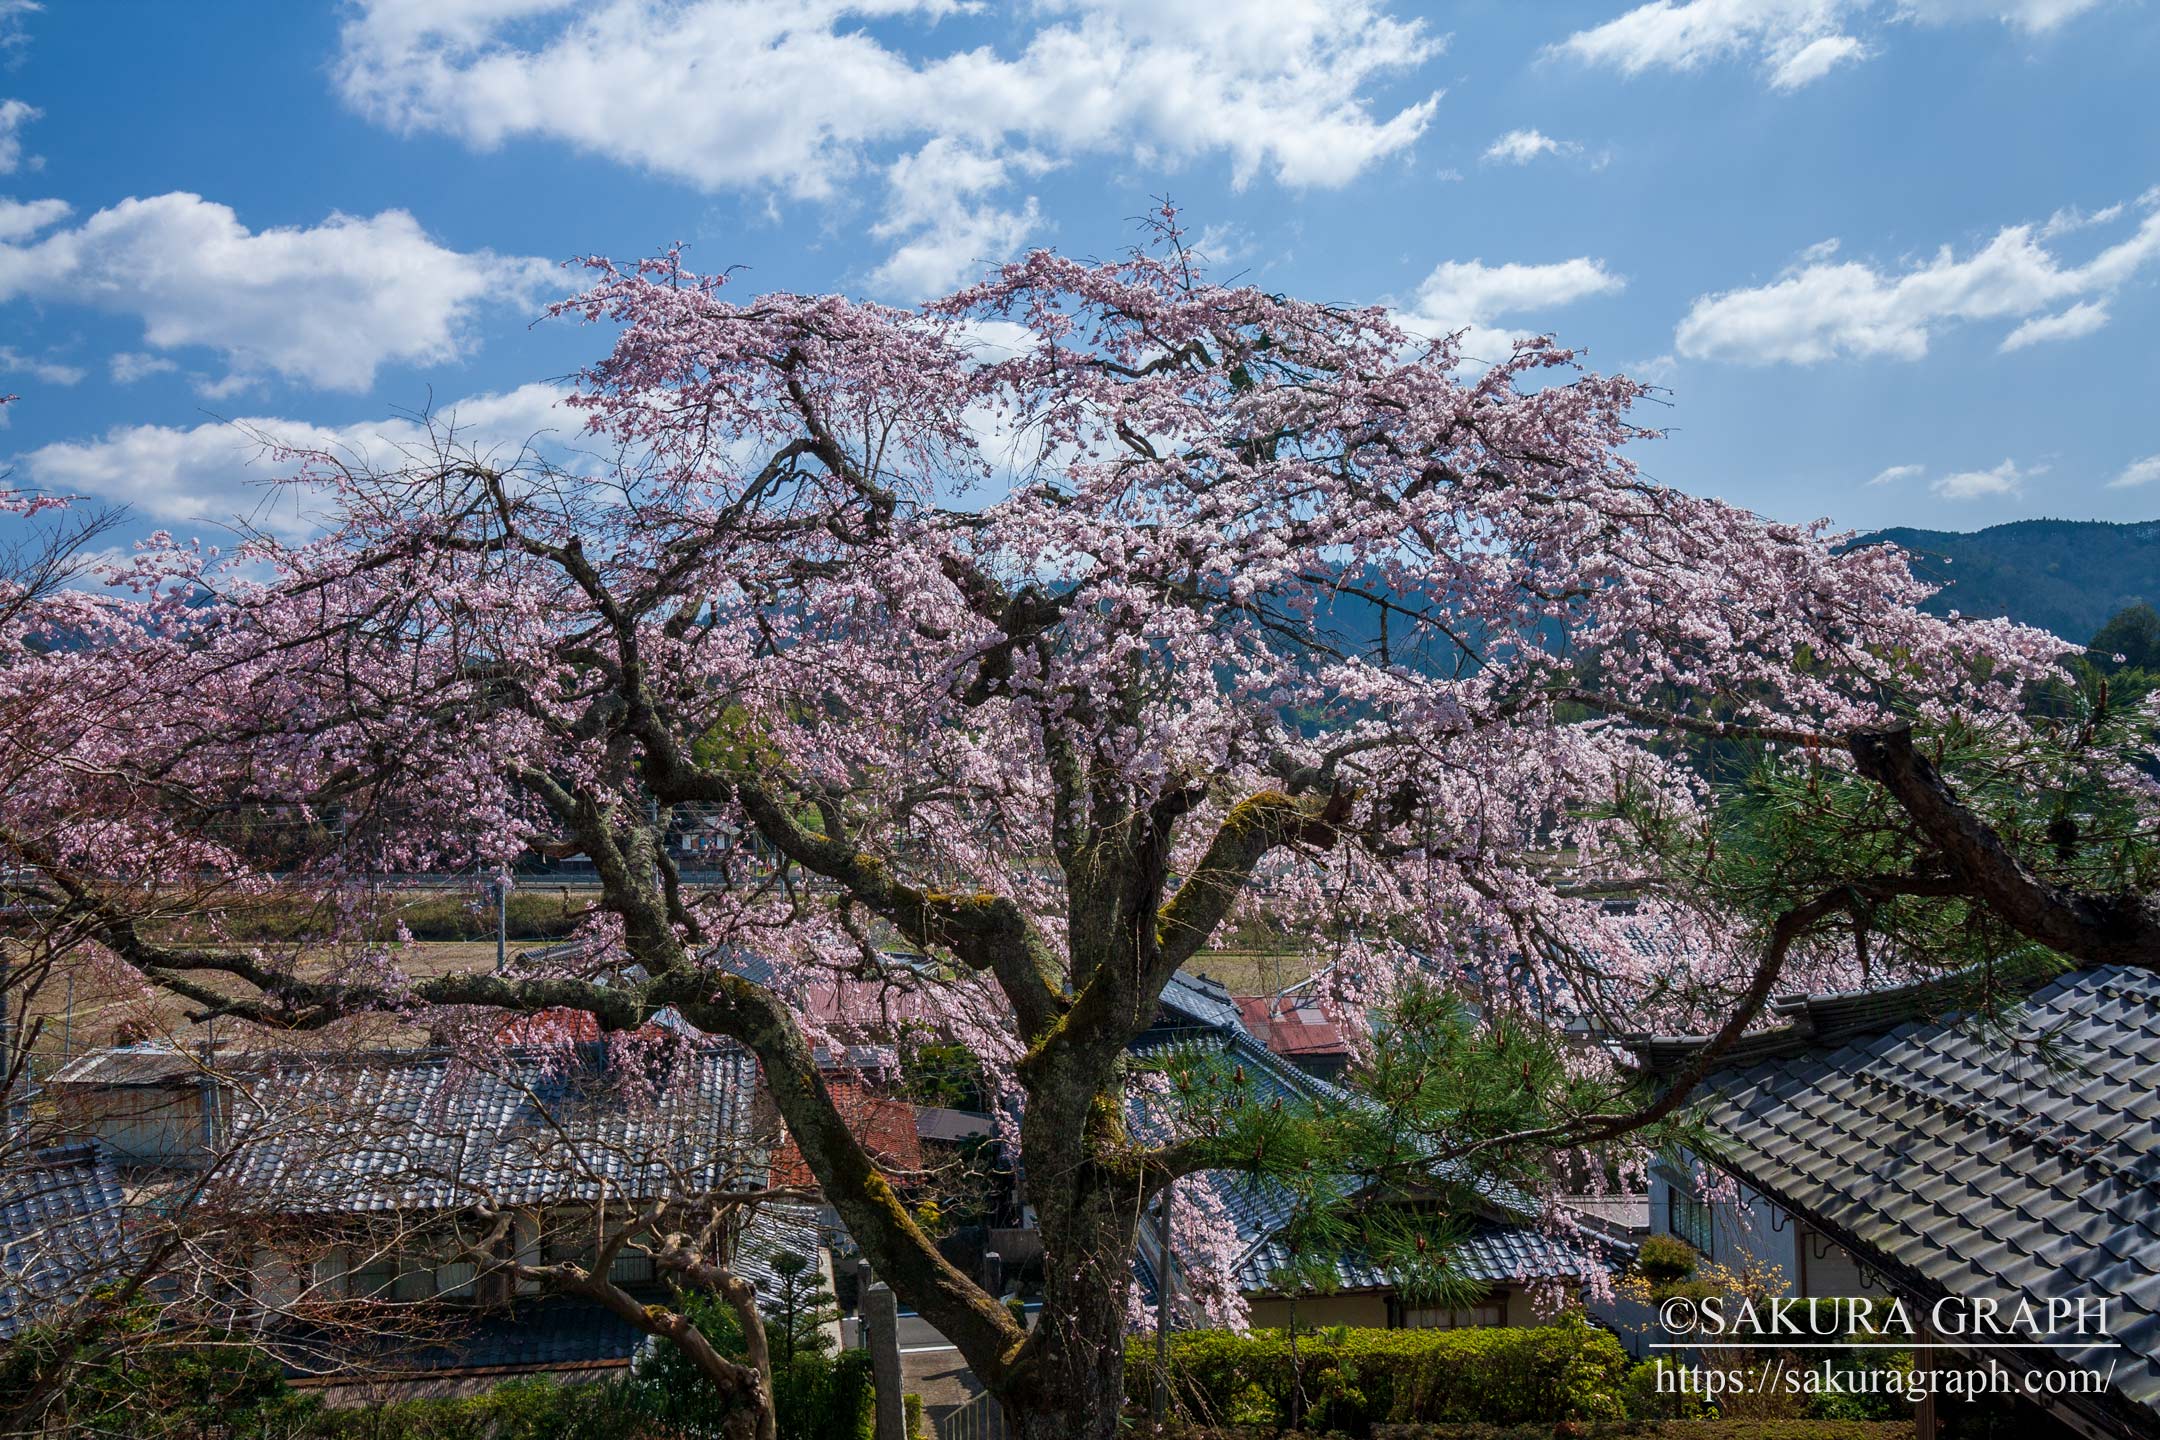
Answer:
[298,1377,658,1439]
[1148,1426,1909,1440]
[1371,1424,1910,1440]
[1126,1319,1634,1435]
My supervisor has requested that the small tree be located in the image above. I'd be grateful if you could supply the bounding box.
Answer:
[2089,602,2160,674]
[761,1251,839,1364]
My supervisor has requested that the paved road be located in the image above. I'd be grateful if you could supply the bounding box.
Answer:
[848,1304,1040,1355]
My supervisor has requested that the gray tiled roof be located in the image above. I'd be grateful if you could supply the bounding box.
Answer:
[224,1040,763,1213]
[1128,1027,1597,1298]
[1235,1218,1597,1294]
[1157,970,1250,1035]
[277,1296,647,1379]
[46,1043,211,1088]
[733,1203,829,1294]
[0,1144,129,1339]
[1692,965,2160,1418]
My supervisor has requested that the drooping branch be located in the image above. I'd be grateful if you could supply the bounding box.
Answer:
[654,969,1027,1385]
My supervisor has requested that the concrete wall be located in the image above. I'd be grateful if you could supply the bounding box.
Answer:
[1649,1151,1874,1299]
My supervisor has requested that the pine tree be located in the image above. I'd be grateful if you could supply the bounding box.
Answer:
[762,1251,840,1364]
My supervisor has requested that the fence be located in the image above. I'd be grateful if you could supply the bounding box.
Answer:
[935,1389,1011,1440]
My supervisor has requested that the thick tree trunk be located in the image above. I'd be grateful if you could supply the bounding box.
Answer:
[1005,1325,1131,1440]
[998,1198,1139,1440]
[992,1068,1146,1440]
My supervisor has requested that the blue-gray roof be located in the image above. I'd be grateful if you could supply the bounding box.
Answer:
[224,1040,763,1213]
[1128,1027,1597,1298]
[274,1203,826,1381]
[0,1144,130,1340]
[732,1203,828,1293]
[1235,1218,1599,1295]
[1156,970,1249,1035]
[1691,965,2160,1419]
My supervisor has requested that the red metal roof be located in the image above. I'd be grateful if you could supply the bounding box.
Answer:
[1234,993,1353,1058]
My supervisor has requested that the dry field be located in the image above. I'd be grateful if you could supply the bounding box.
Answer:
[12,924,1320,1072]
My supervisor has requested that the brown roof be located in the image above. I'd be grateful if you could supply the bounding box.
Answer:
[772,1083,924,1190]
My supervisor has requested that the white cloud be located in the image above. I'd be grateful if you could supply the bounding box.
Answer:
[0,98,38,174]
[1768,31,1867,85]
[0,195,66,241]
[1400,256,1625,362]
[108,351,179,384]
[0,345,79,385]
[952,318,1039,362]
[1483,128,1580,165]
[1192,222,1257,269]
[1931,457,2033,499]
[1676,192,2160,363]
[1626,352,1680,384]
[1999,298,2109,350]
[1868,462,1925,486]
[868,139,1047,300]
[16,383,573,533]
[0,0,35,46]
[0,192,552,391]
[1551,0,1867,88]
[2109,454,2160,490]
[2041,199,2125,238]
[1552,0,2100,89]
[334,0,1442,296]
[1894,0,2107,31]
[1411,257,1625,326]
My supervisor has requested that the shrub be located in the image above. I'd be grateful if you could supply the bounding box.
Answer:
[779,1349,873,1440]
[1622,1361,1711,1422]
[1633,1237,1700,1287]
[1369,1423,1909,1440]
[1127,1319,1633,1436]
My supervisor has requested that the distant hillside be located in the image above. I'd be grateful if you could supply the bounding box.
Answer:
[1854,518,2160,643]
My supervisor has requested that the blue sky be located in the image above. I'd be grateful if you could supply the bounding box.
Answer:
[1,0,2156,547]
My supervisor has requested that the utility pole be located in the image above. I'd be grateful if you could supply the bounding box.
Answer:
[1,953,13,1139]
[1153,1180,1174,1429]
[494,871,509,974]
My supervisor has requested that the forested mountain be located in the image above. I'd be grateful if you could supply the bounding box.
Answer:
[1855,518,2160,642]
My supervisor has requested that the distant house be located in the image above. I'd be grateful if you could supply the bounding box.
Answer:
[1234,987,1356,1082]
[44,1022,831,1399]
[1130,996,1607,1332]
[45,1043,225,1171]
[1634,964,2160,1440]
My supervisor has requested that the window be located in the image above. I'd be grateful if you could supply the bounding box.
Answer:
[392,1261,435,1303]
[1400,1301,1504,1329]
[350,1255,398,1299]
[1668,1183,1714,1258]
[608,1251,656,1286]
